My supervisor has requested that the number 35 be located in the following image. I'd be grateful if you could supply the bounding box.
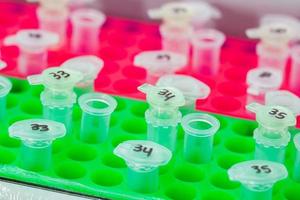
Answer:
[268,108,287,119]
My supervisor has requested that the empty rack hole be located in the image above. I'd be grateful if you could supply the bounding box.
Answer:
[55,161,87,179]
[173,163,205,182]
[91,168,123,187]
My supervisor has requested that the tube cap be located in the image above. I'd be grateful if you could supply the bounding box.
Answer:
[157,74,210,105]
[246,22,299,47]
[27,67,83,91]
[138,83,185,110]
[228,160,288,191]
[61,55,104,84]
[246,67,283,96]
[260,14,300,37]
[266,90,300,116]
[4,29,59,52]
[148,2,195,27]
[148,2,220,28]
[134,50,187,76]
[114,140,172,172]
[9,119,66,148]
[246,103,296,130]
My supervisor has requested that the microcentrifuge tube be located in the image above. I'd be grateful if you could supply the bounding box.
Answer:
[30,0,69,48]
[27,67,83,134]
[70,8,106,54]
[246,103,296,163]
[138,84,185,151]
[29,0,95,48]
[228,160,288,200]
[265,90,300,116]
[61,55,104,95]
[157,74,210,111]
[290,46,300,95]
[36,8,69,48]
[191,29,225,76]
[0,77,12,120]
[246,67,283,105]
[293,133,300,182]
[9,119,66,171]
[4,29,59,75]
[159,24,193,58]
[114,140,172,193]
[182,113,220,163]
[133,50,187,83]
[246,22,298,71]
[78,92,117,143]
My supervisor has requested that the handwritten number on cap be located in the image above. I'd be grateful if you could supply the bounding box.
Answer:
[158,89,176,101]
[133,144,153,157]
[268,108,287,119]
[251,165,272,174]
[173,7,187,14]
[49,70,70,80]
[28,32,42,39]
[259,72,272,78]
[157,54,171,61]
[31,124,49,132]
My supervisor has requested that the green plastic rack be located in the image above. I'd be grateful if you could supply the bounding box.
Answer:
[0,77,299,200]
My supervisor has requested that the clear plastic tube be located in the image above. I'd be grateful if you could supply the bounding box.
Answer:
[114,140,172,193]
[70,8,106,54]
[191,29,225,75]
[78,92,117,143]
[246,103,296,163]
[4,29,59,75]
[146,110,181,151]
[9,119,66,171]
[27,67,83,135]
[43,105,73,134]
[241,185,272,200]
[159,24,192,58]
[228,160,288,200]
[37,7,69,48]
[254,141,288,163]
[128,168,159,193]
[256,43,289,71]
[20,143,51,171]
[182,113,220,163]
[138,84,185,151]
